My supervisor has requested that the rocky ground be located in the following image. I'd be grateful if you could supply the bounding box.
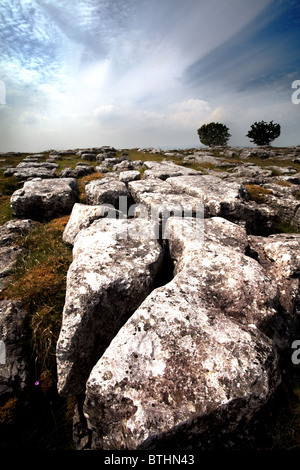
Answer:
[0,145,299,450]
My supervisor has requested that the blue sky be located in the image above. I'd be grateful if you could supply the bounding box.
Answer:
[0,0,299,152]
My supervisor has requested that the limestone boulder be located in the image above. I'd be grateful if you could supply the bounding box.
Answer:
[231,164,273,180]
[81,153,96,161]
[5,161,58,180]
[114,160,134,171]
[0,219,37,291]
[248,232,300,348]
[166,175,247,217]
[10,178,79,221]
[166,175,281,235]
[128,178,203,231]
[0,246,23,291]
[59,163,94,178]
[56,218,163,396]
[83,217,281,450]
[62,203,121,246]
[0,219,37,247]
[85,178,131,210]
[0,300,29,398]
[119,170,141,186]
[143,161,200,180]
[261,182,300,229]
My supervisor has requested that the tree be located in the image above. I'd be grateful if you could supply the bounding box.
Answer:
[246,120,281,146]
[197,122,231,147]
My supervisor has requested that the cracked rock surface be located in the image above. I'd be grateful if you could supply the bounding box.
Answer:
[56,218,163,396]
[83,217,282,450]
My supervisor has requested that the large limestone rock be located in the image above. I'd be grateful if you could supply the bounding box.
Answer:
[261,182,300,229]
[0,300,29,398]
[62,203,121,246]
[0,219,37,247]
[127,175,276,237]
[83,217,282,450]
[59,163,94,179]
[248,233,300,348]
[56,218,163,396]
[0,246,23,291]
[143,161,200,180]
[119,170,141,185]
[85,178,131,210]
[166,175,247,217]
[128,178,203,232]
[129,174,246,219]
[10,178,79,221]
[165,175,281,234]
[5,161,58,180]
[0,219,37,291]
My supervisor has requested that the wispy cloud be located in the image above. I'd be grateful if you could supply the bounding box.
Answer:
[0,0,299,151]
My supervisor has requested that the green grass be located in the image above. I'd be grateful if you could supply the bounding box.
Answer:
[276,220,300,234]
[0,196,13,225]
[0,173,22,224]
[123,148,167,163]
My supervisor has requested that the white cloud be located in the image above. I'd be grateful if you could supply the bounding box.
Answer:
[0,0,299,151]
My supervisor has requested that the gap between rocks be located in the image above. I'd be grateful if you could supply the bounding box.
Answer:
[71,237,177,450]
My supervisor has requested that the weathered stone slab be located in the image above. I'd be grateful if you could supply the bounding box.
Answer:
[119,170,141,185]
[85,178,130,209]
[59,163,94,178]
[128,179,175,201]
[0,219,37,247]
[83,217,281,450]
[0,300,29,397]
[0,219,37,291]
[128,179,203,229]
[62,203,121,245]
[248,232,300,348]
[0,246,23,291]
[261,183,300,229]
[10,178,79,221]
[166,175,246,216]
[143,161,200,180]
[114,160,134,171]
[56,218,163,396]
[5,162,58,180]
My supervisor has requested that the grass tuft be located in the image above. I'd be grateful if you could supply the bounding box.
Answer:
[245,184,273,204]
[78,172,103,202]
[1,216,72,375]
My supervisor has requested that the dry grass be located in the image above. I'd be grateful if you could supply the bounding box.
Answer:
[273,180,293,187]
[245,184,273,204]
[78,172,104,202]
[0,397,19,425]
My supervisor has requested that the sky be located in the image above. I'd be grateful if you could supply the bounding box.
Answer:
[0,0,299,152]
